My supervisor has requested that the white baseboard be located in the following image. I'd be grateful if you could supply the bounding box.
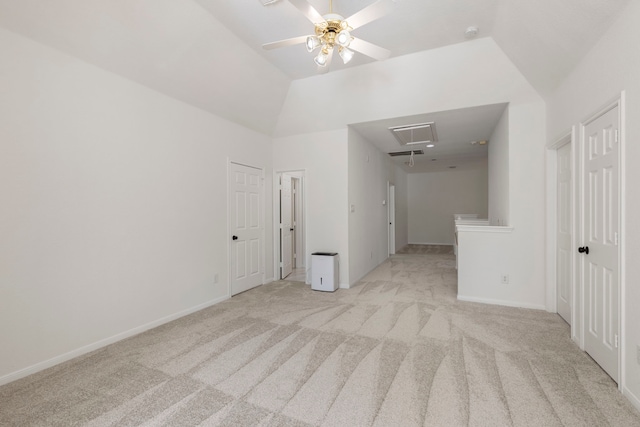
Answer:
[624,387,640,413]
[348,260,387,288]
[0,295,229,387]
[408,241,454,246]
[457,294,546,311]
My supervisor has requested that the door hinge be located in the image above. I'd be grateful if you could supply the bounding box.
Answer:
[614,334,619,348]
[279,262,283,268]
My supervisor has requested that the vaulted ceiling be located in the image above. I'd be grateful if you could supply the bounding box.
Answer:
[198,0,629,95]
[0,0,631,137]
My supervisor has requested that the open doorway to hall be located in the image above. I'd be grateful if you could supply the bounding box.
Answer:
[277,171,307,283]
[350,103,506,250]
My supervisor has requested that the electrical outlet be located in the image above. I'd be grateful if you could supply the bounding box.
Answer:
[500,274,509,284]
[213,273,219,284]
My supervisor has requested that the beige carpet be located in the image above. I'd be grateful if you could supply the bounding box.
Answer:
[2,246,640,426]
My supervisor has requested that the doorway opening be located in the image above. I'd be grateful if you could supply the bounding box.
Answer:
[275,171,307,283]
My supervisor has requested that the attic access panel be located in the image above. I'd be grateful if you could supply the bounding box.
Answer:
[389,122,438,145]
[388,150,424,157]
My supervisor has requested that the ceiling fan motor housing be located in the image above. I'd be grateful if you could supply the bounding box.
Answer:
[315,15,348,48]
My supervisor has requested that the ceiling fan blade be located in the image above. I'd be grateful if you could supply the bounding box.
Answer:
[262,35,308,50]
[287,0,326,24]
[345,0,396,30]
[350,37,391,61]
[318,49,333,74]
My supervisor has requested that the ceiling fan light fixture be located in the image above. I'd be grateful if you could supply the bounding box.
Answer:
[314,47,332,66]
[306,35,321,52]
[339,46,354,64]
[262,0,397,73]
[336,30,351,47]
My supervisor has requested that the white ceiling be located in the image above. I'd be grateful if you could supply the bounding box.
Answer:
[196,0,630,94]
[351,103,507,173]
[0,0,630,142]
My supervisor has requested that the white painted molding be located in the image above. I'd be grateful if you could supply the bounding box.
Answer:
[457,294,546,311]
[455,220,490,226]
[623,386,640,413]
[544,130,573,314]
[408,241,453,246]
[0,295,229,387]
[456,226,514,233]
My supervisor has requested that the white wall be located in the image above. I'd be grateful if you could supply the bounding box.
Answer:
[347,128,405,284]
[0,0,292,135]
[488,108,510,225]
[407,165,489,245]
[275,38,542,138]
[272,130,349,287]
[456,227,549,309]
[274,37,546,309]
[546,0,640,410]
[0,28,274,383]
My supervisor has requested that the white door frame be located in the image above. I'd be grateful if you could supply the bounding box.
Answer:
[273,170,308,283]
[545,129,578,339]
[577,95,625,390]
[292,176,304,268]
[227,160,266,297]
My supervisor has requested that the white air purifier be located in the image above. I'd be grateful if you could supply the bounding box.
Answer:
[311,252,339,292]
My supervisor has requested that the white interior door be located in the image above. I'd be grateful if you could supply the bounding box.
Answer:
[388,184,396,255]
[581,105,619,382]
[292,177,302,268]
[280,174,293,279]
[230,163,263,296]
[557,142,572,324]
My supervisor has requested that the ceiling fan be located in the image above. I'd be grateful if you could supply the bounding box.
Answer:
[262,0,396,73]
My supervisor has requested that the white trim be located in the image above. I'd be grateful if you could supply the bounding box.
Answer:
[457,295,546,311]
[623,386,640,413]
[456,226,514,233]
[0,295,229,387]
[348,260,385,286]
[619,91,627,393]
[407,241,454,246]
[544,130,574,318]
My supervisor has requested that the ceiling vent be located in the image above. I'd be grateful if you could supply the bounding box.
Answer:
[389,122,438,146]
[388,150,424,157]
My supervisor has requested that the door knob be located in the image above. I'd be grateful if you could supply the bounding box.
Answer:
[232,235,238,241]
[578,246,589,255]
